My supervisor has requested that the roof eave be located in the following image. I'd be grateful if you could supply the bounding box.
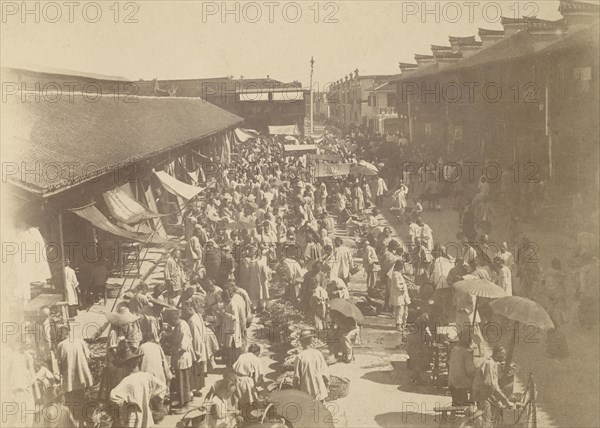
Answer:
[18,120,243,198]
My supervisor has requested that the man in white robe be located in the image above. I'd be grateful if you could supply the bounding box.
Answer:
[183,295,208,394]
[137,340,172,387]
[494,257,513,296]
[64,259,80,318]
[221,290,245,367]
[293,329,329,402]
[56,326,94,422]
[110,349,166,428]
[232,344,264,410]
[333,237,355,284]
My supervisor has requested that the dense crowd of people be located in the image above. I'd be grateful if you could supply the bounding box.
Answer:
[4,127,598,428]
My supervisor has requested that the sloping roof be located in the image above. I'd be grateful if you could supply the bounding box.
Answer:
[391,30,539,83]
[415,54,435,60]
[374,74,403,91]
[537,25,599,54]
[2,93,243,195]
[479,28,505,37]
[137,77,298,97]
[431,45,453,51]
[390,61,441,83]
[447,29,538,70]
[4,65,131,82]
[559,0,600,13]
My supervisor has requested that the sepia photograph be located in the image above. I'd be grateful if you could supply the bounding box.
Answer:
[1,1,598,427]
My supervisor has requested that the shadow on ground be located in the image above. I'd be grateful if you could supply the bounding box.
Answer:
[375,411,440,427]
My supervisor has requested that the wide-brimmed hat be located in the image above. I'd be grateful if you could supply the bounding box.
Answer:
[387,239,400,251]
[299,328,316,341]
[106,307,140,325]
[122,292,134,301]
[117,347,144,365]
[179,287,196,304]
[149,297,173,309]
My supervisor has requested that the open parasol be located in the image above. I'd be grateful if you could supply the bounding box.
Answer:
[350,163,378,176]
[453,278,508,298]
[489,296,554,370]
[453,278,507,327]
[329,298,365,323]
[489,296,554,330]
[358,160,379,172]
[267,389,334,428]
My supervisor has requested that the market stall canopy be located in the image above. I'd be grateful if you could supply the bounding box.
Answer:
[69,203,172,245]
[314,163,351,178]
[2,92,242,197]
[269,124,300,136]
[283,144,317,153]
[103,188,166,225]
[154,170,206,200]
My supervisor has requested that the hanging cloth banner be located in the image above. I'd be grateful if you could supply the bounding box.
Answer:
[154,170,204,200]
[103,189,165,225]
[269,125,300,136]
[68,203,172,245]
[234,128,258,142]
[221,132,231,164]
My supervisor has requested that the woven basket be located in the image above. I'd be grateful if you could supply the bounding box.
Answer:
[326,375,350,401]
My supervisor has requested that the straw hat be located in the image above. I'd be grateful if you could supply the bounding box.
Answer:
[299,328,316,341]
[106,307,140,325]
[149,297,174,308]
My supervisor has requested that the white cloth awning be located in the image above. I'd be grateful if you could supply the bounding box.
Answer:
[269,125,299,136]
[284,144,317,152]
[103,189,164,224]
[154,170,203,200]
[314,163,351,178]
[69,203,170,245]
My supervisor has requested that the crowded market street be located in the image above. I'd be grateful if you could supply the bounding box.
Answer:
[2,2,599,428]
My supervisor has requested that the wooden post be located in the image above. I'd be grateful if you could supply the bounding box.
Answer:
[57,212,67,300]
[530,373,538,428]
[407,95,413,143]
[472,296,479,329]
[505,320,518,370]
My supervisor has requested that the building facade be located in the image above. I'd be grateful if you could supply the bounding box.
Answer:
[391,1,599,190]
[327,70,396,131]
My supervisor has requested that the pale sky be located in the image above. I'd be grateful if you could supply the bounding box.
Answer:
[1,1,564,87]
